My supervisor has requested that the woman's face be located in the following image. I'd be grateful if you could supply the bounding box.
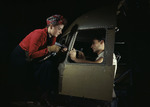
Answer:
[48,24,64,37]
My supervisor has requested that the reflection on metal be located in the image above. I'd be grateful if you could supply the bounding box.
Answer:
[114,69,131,84]
[115,42,125,44]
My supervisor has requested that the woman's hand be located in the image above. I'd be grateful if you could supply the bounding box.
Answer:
[47,45,61,53]
[61,47,67,52]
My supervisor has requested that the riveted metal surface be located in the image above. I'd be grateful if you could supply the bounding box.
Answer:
[59,64,115,101]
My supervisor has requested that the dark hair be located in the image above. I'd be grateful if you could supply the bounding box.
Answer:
[93,35,105,42]
[91,29,106,42]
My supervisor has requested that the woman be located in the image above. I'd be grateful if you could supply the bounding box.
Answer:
[9,15,67,102]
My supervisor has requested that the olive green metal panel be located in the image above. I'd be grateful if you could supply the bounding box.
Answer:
[105,29,115,65]
[63,6,116,36]
[59,64,115,101]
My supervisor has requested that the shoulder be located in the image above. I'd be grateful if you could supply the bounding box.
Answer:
[30,28,47,38]
[96,51,104,61]
[98,51,104,58]
[33,28,47,34]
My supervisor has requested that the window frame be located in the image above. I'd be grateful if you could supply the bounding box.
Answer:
[65,28,108,65]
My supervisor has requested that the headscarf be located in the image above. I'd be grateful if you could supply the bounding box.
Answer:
[46,14,65,26]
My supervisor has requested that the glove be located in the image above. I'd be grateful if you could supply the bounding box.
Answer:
[47,45,61,53]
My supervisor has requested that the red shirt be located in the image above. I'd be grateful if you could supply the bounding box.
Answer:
[19,27,56,59]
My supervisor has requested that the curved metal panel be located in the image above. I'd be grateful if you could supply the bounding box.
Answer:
[63,6,116,36]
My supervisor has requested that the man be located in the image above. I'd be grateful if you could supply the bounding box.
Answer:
[70,35,117,67]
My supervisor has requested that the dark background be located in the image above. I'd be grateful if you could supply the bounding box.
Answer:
[0,0,150,107]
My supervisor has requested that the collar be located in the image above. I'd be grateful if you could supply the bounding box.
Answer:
[43,27,48,33]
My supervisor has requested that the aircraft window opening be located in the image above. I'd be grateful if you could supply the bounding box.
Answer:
[68,28,106,64]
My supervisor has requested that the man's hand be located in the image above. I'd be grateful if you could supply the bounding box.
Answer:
[47,45,61,53]
[78,51,85,59]
[69,49,77,61]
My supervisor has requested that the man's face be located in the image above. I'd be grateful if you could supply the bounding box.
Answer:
[91,39,101,53]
